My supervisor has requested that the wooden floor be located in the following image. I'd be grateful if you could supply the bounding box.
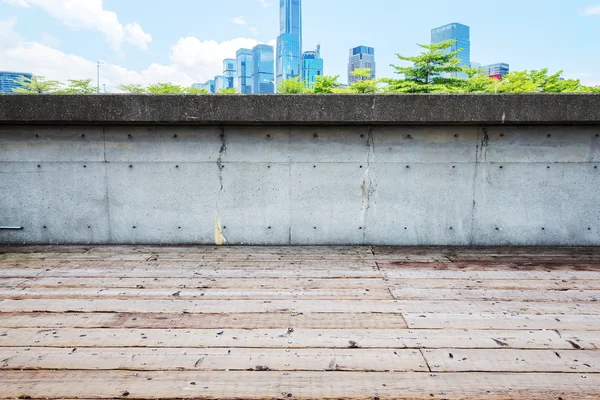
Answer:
[1,246,600,399]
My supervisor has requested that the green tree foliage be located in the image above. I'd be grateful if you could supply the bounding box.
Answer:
[278,77,310,94]
[216,88,237,94]
[493,69,588,93]
[57,79,96,94]
[384,40,470,93]
[312,75,341,93]
[349,68,379,93]
[186,87,209,95]
[11,75,62,94]
[146,83,186,94]
[118,84,147,94]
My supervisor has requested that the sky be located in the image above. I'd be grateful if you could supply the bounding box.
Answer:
[0,0,599,90]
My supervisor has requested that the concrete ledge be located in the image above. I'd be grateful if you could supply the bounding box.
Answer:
[0,94,599,126]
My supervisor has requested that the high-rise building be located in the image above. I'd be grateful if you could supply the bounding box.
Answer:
[276,0,302,87]
[348,46,375,84]
[0,71,33,93]
[481,63,510,79]
[302,45,323,88]
[215,75,232,92]
[431,22,470,78]
[236,49,253,94]
[252,44,275,94]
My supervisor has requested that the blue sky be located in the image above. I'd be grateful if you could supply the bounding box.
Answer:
[0,0,599,88]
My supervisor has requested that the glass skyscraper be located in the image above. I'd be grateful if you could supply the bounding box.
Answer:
[252,44,275,94]
[302,45,323,89]
[236,49,253,94]
[276,0,302,87]
[431,23,471,78]
[481,63,510,79]
[0,71,33,93]
[348,46,375,84]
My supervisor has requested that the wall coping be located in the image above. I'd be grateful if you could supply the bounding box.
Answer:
[1,94,599,126]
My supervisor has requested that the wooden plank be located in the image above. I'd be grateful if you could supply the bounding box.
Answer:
[389,278,600,290]
[0,312,408,329]
[4,298,600,315]
[561,331,600,350]
[2,370,600,399]
[404,313,600,331]
[390,288,600,302]
[0,260,377,270]
[4,277,389,290]
[0,347,428,372]
[0,328,565,349]
[0,267,380,279]
[381,267,600,280]
[423,349,600,373]
[0,287,393,300]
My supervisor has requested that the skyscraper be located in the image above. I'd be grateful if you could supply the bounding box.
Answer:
[302,45,323,89]
[252,44,275,94]
[348,46,375,84]
[431,23,471,78]
[481,63,510,79]
[276,0,302,87]
[236,48,253,94]
[0,71,33,93]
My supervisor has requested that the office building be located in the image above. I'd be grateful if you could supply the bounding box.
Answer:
[276,0,302,86]
[236,48,253,94]
[348,46,375,84]
[0,71,33,93]
[481,63,510,79]
[252,44,275,94]
[302,45,323,88]
[431,22,470,78]
[215,75,233,92]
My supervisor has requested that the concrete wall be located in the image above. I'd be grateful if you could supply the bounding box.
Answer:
[1,95,599,245]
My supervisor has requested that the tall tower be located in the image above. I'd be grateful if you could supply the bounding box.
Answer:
[431,23,470,78]
[348,46,376,84]
[276,0,302,88]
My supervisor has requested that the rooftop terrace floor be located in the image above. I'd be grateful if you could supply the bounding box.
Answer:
[1,245,600,399]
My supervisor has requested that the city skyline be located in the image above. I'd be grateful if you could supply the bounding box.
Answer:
[0,0,599,90]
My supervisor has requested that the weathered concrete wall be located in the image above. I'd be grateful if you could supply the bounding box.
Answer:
[1,95,599,245]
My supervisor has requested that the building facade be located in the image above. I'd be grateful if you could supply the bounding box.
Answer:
[236,49,253,94]
[348,46,375,84]
[276,0,302,87]
[215,75,233,92]
[252,44,275,94]
[0,71,33,93]
[481,63,510,79]
[302,45,323,88]
[431,22,471,78]
[192,80,215,93]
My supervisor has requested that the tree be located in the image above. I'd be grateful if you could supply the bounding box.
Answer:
[147,83,185,94]
[492,69,586,93]
[312,75,340,94]
[57,79,96,94]
[384,40,469,93]
[118,84,147,94]
[186,87,209,95]
[349,68,379,93]
[11,75,62,94]
[278,77,310,94]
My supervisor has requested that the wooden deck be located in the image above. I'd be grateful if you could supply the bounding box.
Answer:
[1,246,600,399]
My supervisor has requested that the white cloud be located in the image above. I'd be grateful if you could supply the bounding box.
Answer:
[0,18,274,90]
[249,27,258,36]
[259,0,271,7]
[125,23,151,51]
[0,0,152,51]
[581,5,600,16]
[40,32,59,48]
[231,16,246,25]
